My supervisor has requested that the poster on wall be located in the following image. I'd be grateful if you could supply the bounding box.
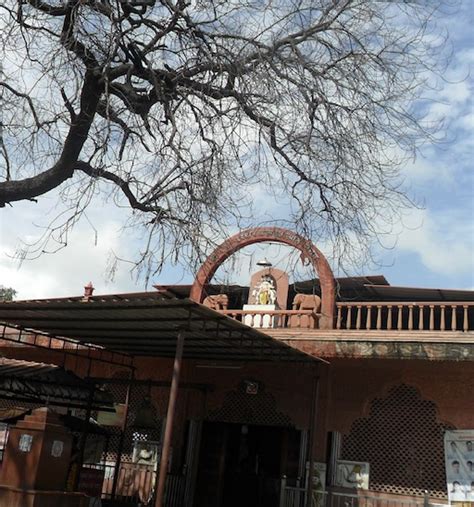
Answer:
[97,403,127,427]
[132,440,160,468]
[444,430,474,503]
[335,460,369,489]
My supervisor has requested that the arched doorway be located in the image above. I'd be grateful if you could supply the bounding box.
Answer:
[194,382,303,507]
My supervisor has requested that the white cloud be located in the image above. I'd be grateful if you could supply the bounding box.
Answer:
[0,200,143,300]
[458,112,474,130]
[391,208,474,278]
[1,1,473,298]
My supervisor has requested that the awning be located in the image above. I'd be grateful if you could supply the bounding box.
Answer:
[0,407,109,435]
[0,292,316,363]
[0,357,114,410]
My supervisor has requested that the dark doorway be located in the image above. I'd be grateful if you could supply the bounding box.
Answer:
[194,422,300,507]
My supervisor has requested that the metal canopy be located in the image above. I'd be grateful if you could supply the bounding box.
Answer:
[0,292,315,363]
[0,357,114,410]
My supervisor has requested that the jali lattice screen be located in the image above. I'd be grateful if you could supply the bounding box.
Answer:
[340,383,453,498]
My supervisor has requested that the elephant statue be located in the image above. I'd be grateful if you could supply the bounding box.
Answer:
[203,294,229,311]
[292,293,321,311]
[290,293,321,328]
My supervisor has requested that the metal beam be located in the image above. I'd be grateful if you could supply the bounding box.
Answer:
[88,376,212,392]
[0,315,228,324]
[0,300,196,311]
[0,324,134,367]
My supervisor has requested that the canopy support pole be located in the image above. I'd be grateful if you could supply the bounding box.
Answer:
[155,330,185,507]
[305,372,320,507]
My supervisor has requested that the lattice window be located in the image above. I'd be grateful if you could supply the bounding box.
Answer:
[102,372,163,464]
[207,382,293,427]
[340,384,453,498]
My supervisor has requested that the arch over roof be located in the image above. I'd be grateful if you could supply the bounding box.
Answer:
[189,227,336,328]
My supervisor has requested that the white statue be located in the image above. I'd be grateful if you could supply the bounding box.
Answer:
[252,275,277,305]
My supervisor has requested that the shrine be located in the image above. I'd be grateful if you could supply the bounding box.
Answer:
[0,227,472,507]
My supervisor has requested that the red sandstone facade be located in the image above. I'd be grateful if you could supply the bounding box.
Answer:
[0,228,472,506]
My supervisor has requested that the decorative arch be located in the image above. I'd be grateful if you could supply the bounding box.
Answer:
[189,227,336,328]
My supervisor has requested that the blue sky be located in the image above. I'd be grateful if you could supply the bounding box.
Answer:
[376,4,474,291]
[0,1,473,299]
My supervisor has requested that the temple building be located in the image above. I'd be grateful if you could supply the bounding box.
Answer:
[0,227,472,507]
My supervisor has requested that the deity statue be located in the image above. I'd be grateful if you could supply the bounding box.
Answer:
[252,275,277,306]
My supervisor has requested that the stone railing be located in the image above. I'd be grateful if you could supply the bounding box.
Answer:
[335,301,474,332]
[220,309,320,329]
[219,302,474,332]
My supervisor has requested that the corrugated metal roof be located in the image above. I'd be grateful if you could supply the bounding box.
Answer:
[155,276,474,304]
[0,357,57,377]
[155,276,392,305]
[0,293,317,363]
[363,285,474,302]
[0,407,109,434]
[0,357,114,410]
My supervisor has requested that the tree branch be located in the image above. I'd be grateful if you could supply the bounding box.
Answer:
[0,72,101,206]
[75,161,185,221]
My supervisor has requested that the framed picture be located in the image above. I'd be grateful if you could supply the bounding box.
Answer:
[310,462,326,507]
[132,440,160,468]
[444,429,474,503]
[244,380,259,395]
[307,462,326,492]
[335,460,369,489]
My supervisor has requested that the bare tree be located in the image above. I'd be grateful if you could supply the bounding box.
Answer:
[0,0,452,278]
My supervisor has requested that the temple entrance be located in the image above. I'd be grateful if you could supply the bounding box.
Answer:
[194,421,301,507]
